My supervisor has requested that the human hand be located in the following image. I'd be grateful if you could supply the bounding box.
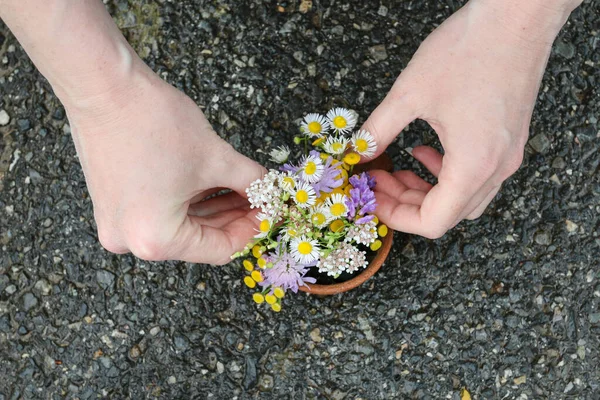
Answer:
[363,0,579,239]
[63,65,265,265]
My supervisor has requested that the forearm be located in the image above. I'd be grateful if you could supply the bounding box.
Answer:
[0,0,141,109]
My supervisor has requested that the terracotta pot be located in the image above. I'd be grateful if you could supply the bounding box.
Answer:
[299,153,394,296]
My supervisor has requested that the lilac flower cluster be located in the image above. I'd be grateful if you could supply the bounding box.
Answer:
[346,172,377,224]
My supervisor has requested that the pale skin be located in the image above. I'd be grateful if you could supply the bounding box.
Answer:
[0,0,583,263]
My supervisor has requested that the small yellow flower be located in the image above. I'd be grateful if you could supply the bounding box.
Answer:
[265,294,277,304]
[273,287,285,298]
[257,257,267,269]
[319,152,330,161]
[343,152,361,165]
[271,302,282,312]
[244,276,256,288]
[372,216,379,225]
[251,270,263,282]
[252,245,263,258]
[253,293,265,304]
[378,224,388,237]
[343,185,353,196]
[370,239,382,251]
[243,260,254,271]
[329,219,344,233]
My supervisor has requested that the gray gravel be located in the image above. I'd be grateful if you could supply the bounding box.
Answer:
[1,0,599,399]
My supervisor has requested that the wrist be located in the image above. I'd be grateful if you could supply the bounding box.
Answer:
[470,0,581,43]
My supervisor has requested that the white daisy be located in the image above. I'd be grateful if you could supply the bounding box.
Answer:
[299,155,324,183]
[326,108,357,134]
[309,205,333,228]
[255,213,275,239]
[325,193,349,218]
[269,145,291,163]
[291,182,316,208]
[323,135,349,155]
[278,172,296,192]
[351,130,377,158]
[300,113,331,137]
[290,235,320,265]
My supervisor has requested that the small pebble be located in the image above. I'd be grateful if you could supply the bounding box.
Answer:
[0,109,10,126]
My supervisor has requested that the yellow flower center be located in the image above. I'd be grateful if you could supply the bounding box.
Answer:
[283,177,295,188]
[288,229,297,237]
[330,203,346,217]
[332,142,344,152]
[304,161,317,175]
[271,303,282,312]
[332,116,347,129]
[308,121,322,133]
[312,213,326,225]
[298,241,313,255]
[259,220,270,232]
[295,190,309,203]
[343,152,361,165]
[355,138,368,153]
[329,219,344,233]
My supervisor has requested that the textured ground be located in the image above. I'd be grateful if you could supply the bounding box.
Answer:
[1,0,599,399]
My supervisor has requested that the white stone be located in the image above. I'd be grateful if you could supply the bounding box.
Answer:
[0,110,10,126]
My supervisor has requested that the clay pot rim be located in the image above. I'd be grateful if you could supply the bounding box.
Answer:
[298,229,393,296]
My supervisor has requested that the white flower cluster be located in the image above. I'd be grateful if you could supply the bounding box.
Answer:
[344,220,378,245]
[317,242,368,276]
[246,171,285,218]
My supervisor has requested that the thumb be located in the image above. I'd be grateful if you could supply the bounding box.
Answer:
[361,81,420,159]
[216,145,267,196]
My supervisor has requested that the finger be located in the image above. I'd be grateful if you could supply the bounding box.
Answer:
[361,84,420,159]
[397,189,427,206]
[215,146,267,195]
[189,191,249,217]
[392,170,433,192]
[173,213,258,265]
[194,208,255,229]
[377,170,484,238]
[411,146,443,177]
[464,185,500,221]
[189,187,228,204]
[370,170,408,199]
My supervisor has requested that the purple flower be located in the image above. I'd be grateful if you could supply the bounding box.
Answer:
[346,172,377,224]
[312,156,343,194]
[261,246,316,293]
[280,163,299,173]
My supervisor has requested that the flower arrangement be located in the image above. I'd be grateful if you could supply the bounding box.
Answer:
[232,107,389,312]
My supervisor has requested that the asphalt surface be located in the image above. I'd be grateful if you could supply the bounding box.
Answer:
[1,0,599,398]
